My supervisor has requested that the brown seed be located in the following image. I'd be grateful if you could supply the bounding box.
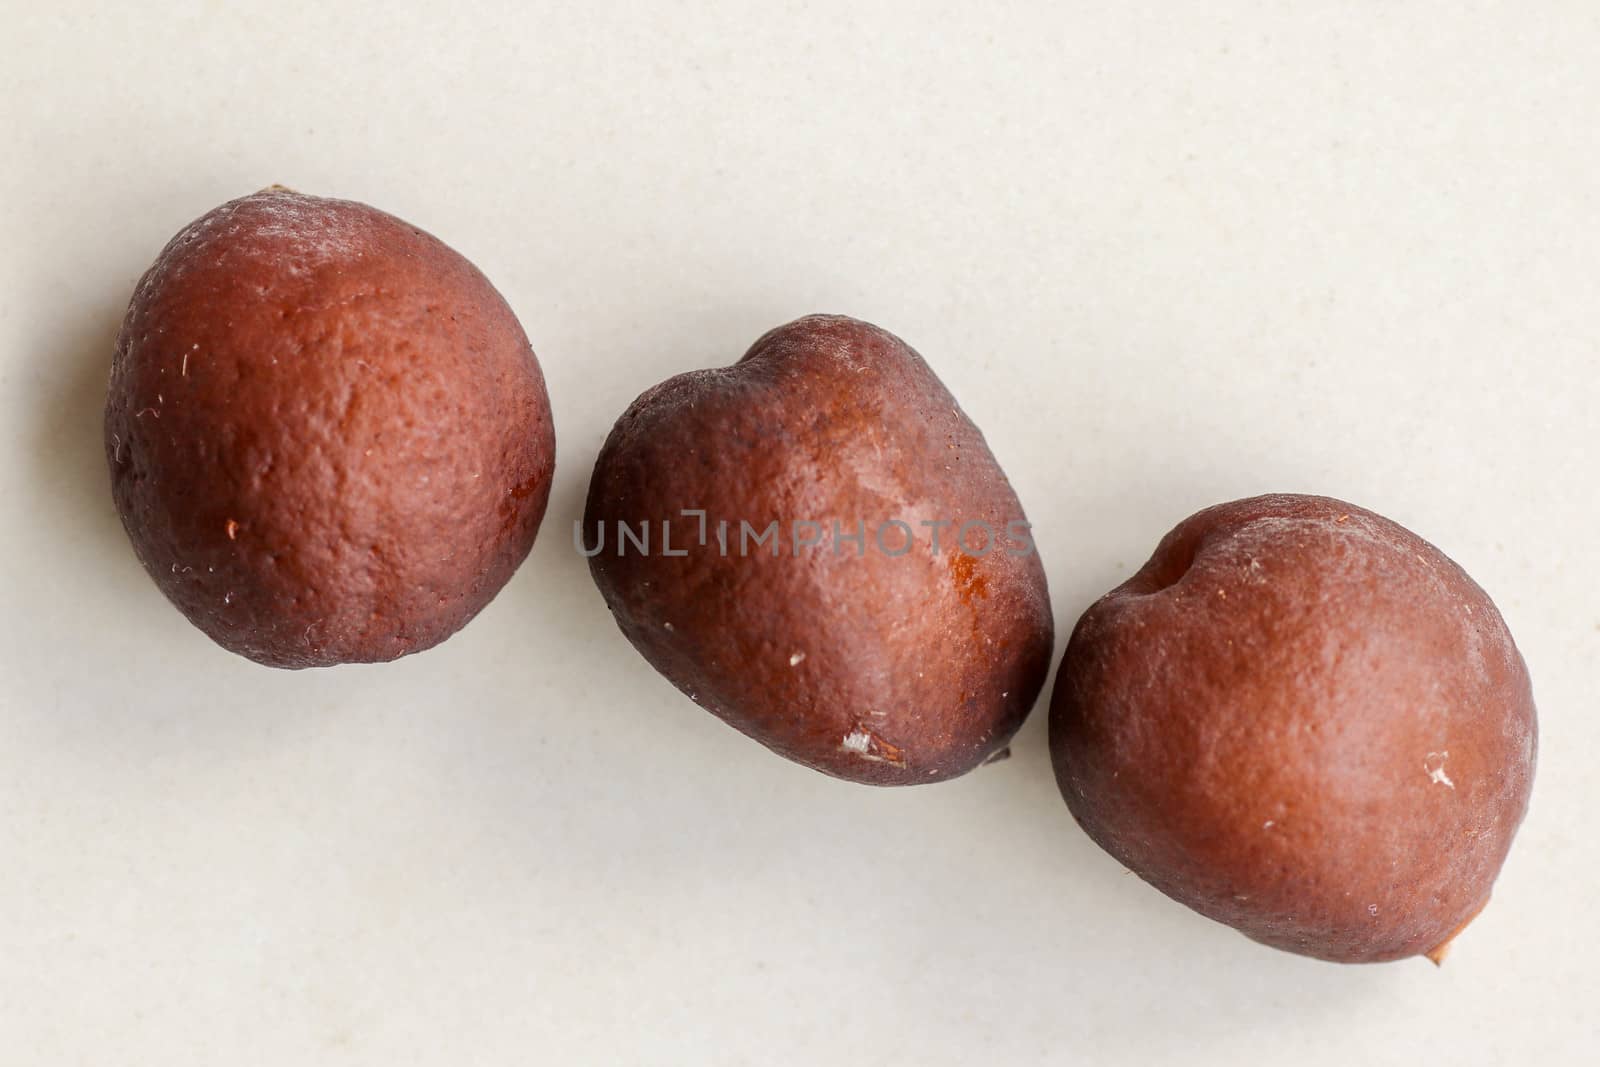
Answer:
[1050,493,1536,963]
[105,188,555,668]
[584,315,1053,784]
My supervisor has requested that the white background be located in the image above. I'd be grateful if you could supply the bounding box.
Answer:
[2,3,1596,1064]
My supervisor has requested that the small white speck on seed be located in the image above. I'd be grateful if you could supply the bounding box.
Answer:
[663,622,674,631]
[1425,751,1456,789]
[1368,904,1379,916]
[789,652,805,666]
[1263,820,1275,829]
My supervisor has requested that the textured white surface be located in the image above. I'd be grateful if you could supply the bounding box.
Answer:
[2,3,1596,1064]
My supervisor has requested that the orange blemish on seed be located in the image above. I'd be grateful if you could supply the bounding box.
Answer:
[950,553,989,605]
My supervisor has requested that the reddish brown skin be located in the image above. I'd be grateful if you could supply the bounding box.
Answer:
[105,188,556,668]
[584,315,1053,785]
[1050,494,1537,962]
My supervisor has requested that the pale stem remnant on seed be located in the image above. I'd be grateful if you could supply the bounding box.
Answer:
[840,726,907,768]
